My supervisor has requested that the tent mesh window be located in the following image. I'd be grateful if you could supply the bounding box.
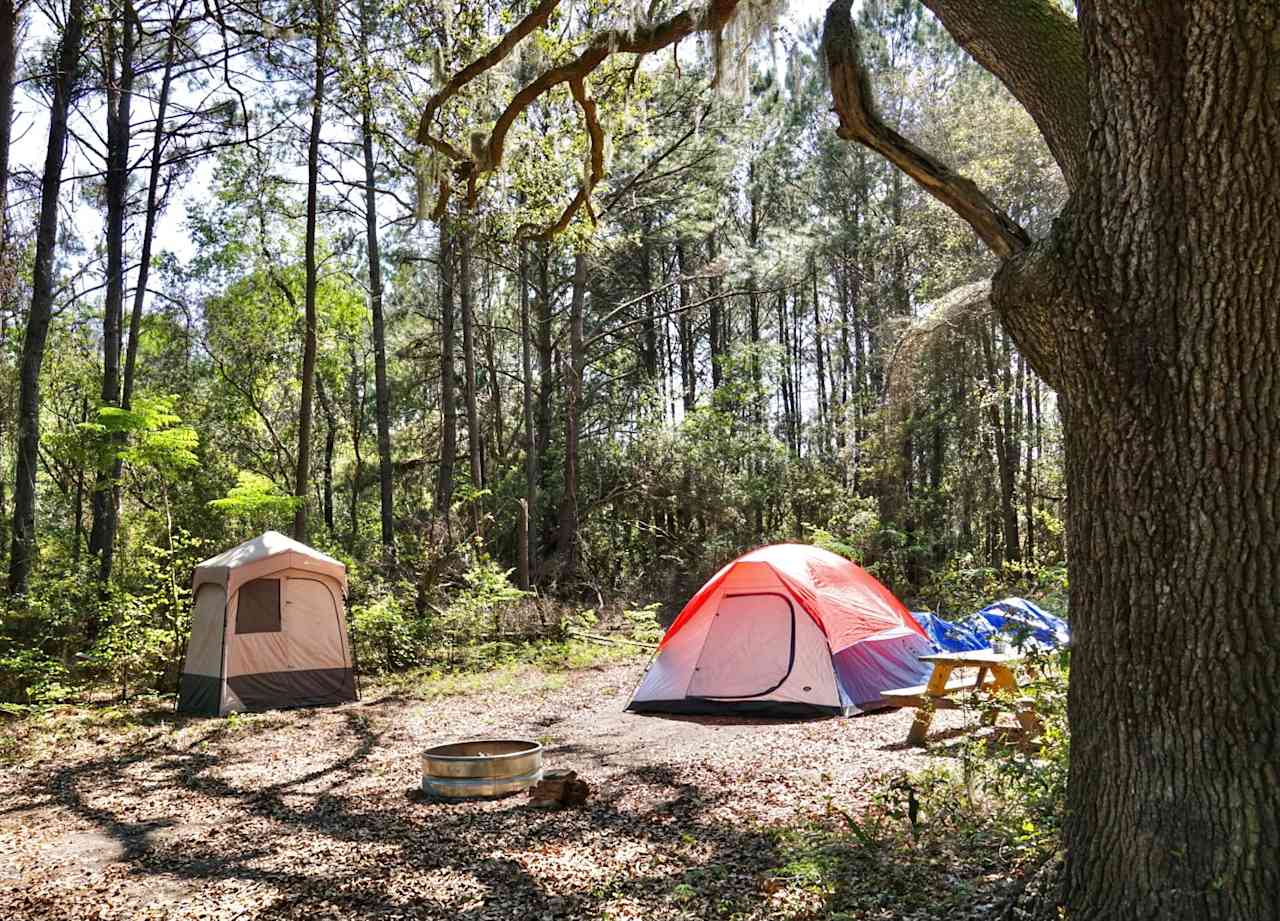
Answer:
[236,578,281,633]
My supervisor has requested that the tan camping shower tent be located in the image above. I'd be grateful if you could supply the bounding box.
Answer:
[178,531,357,715]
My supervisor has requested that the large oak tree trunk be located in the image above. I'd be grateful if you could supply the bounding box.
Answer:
[822,1,1280,916]
[1039,6,1280,916]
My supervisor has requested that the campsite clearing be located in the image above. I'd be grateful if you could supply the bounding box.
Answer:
[0,656,1012,921]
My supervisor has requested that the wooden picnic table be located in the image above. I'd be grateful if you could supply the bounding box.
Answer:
[882,650,1042,745]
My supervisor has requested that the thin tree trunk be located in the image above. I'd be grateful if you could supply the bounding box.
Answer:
[89,0,135,586]
[707,231,723,391]
[459,223,480,534]
[0,0,15,565]
[518,243,535,589]
[484,324,505,465]
[8,0,84,595]
[776,290,793,454]
[557,251,586,582]
[980,320,1020,565]
[812,265,828,457]
[317,376,336,534]
[0,0,15,232]
[639,220,656,379]
[358,0,394,560]
[120,0,179,416]
[435,213,456,518]
[534,242,553,552]
[293,1,327,541]
[348,341,363,549]
[676,243,695,413]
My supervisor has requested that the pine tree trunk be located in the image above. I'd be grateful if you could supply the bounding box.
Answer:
[812,265,828,457]
[459,224,481,534]
[639,220,656,379]
[0,0,16,566]
[358,0,394,560]
[557,252,586,582]
[317,376,336,534]
[485,325,505,465]
[534,242,553,554]
[7,0,83,595]
[980,320,1020,565]
[707,231,723,392]
[518,243,535,589]
[435,214,456,519]
[122,1,178,411]
[293,2,327,542]
[0,0,15,231]
[348,342,363,550]
[675,243,695,413]
[89,1,134,586]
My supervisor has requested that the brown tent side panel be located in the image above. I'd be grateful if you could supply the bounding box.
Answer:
[178,584,228,715]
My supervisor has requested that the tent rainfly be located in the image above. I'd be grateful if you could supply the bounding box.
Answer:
[178,531,357,716]
[627,544,933,716]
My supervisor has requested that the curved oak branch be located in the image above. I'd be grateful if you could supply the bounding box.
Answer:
[921,0,1088,190]
[823,0,1031,259]
[417,0,745,192]
[414,0,563,149]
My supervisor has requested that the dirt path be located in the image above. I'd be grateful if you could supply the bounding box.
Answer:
[0,661,973,920]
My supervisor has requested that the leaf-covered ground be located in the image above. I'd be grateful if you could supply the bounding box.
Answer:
[0,658,1023,920]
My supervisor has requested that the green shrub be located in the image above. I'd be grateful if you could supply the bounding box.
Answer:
[966,646,1070,852]
[435,553,530,649]
[623,602,663,645]
[0,648,74,706]
[350,590,421,673]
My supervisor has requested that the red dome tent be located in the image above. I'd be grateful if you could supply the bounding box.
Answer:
[627,544,933,716]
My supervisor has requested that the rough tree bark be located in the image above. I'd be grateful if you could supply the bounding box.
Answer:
[824,1,1280,917]
[7,0,84,595]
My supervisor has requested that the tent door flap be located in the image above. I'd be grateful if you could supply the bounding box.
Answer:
[687,592,796,699]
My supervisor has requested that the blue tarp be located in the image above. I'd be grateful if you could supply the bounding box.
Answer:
[911,597,1069,653]
[910,611,990,652]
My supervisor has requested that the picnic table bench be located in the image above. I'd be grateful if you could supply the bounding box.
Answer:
[882,651,1042,745]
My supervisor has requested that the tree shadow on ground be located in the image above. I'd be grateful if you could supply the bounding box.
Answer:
[21,719,790,920]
